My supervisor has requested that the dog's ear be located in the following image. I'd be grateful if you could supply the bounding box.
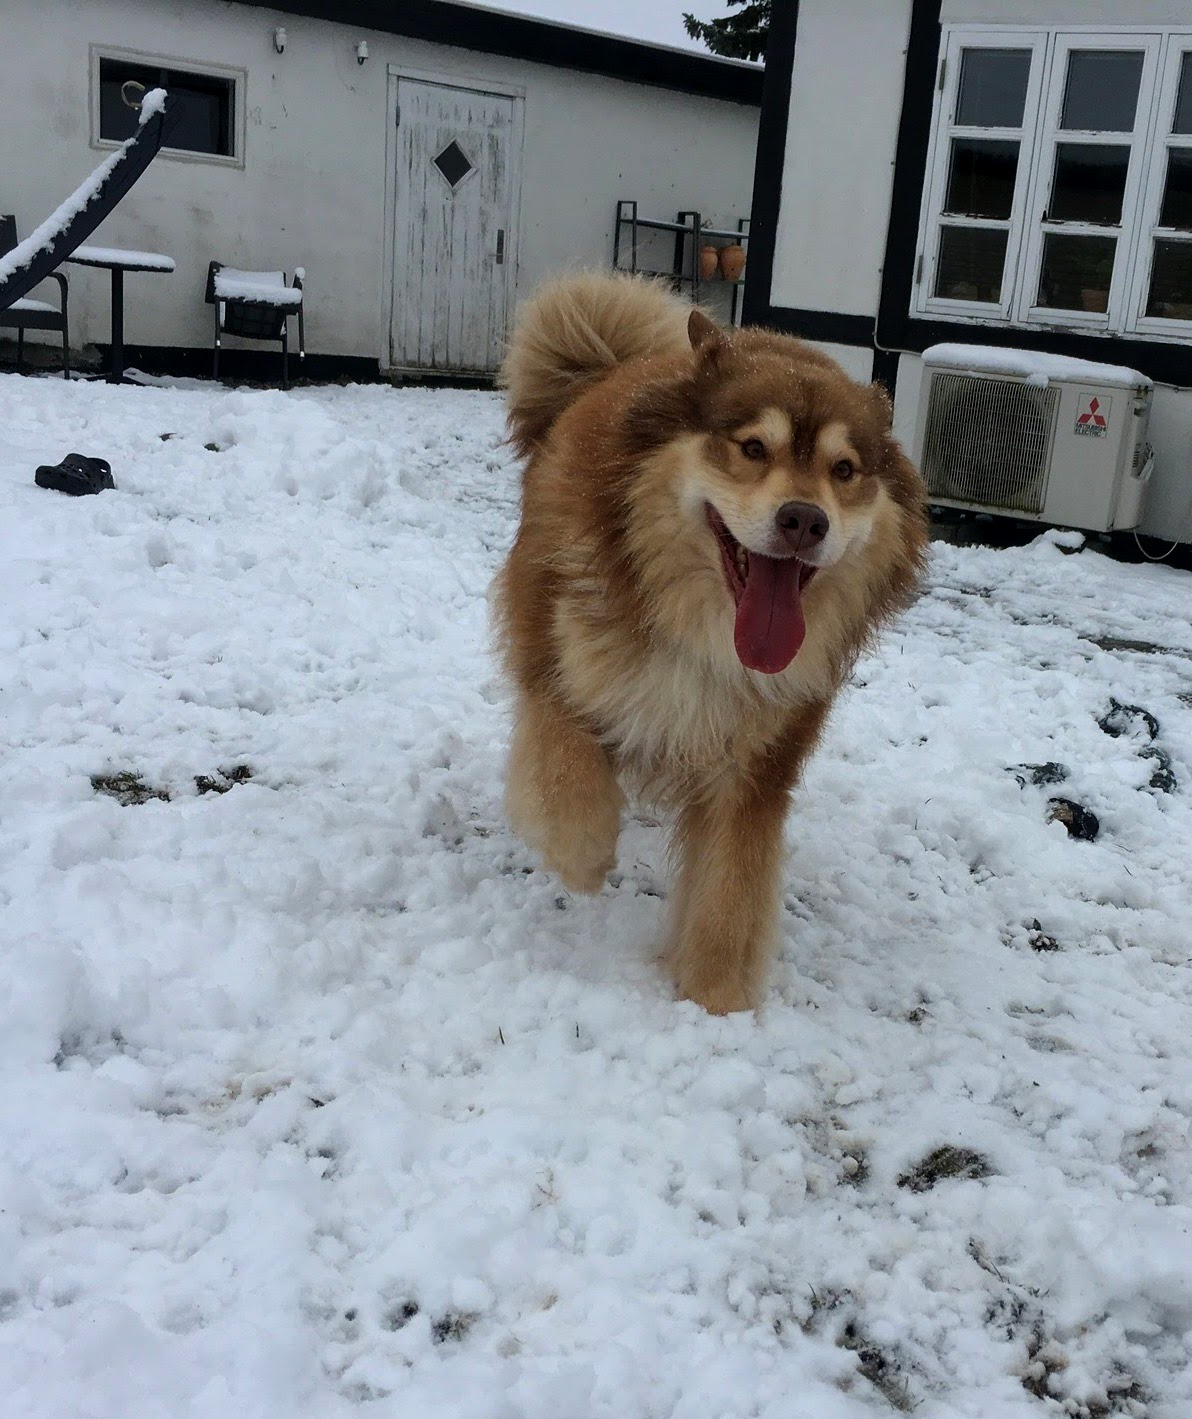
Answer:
[866,381,894,431]
[688,309,729,360]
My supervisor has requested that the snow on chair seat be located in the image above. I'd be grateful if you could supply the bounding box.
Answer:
[212,268,303,308]
[8,297,59,314]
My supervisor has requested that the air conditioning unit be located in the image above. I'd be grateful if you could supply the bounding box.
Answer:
[913,344,1154,533]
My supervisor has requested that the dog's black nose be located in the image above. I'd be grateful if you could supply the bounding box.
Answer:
[775,501,829,553]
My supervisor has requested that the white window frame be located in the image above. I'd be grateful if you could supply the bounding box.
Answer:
[1129,38,1192,336]
[914,25,1192,343]
[1015,32,1163,332]
[90,46,246,170]
[916,29,1048,323]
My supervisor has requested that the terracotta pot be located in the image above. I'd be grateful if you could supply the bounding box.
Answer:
[718,243,746,282]
[698,245,720,280]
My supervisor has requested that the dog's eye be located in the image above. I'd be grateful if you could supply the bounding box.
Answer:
[832,458,857,482]
[740,438,767,461]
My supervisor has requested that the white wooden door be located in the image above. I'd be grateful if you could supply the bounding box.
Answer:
[390,77,518,373]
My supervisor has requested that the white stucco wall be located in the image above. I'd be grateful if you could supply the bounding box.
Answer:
[1142,387,1192,543]
[1,0,758,362]
[768,0,913,318]
[801,340,875,384]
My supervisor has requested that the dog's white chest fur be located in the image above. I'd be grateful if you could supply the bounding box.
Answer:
[552,591,829,795]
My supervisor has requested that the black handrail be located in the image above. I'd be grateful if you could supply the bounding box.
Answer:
[0,94,178,311]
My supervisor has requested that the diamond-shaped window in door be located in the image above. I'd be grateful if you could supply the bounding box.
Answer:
[433,140,475,190]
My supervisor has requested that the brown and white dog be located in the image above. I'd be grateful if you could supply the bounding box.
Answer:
[495,274,928,1014]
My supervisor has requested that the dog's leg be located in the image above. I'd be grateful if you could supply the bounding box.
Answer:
[665,776,791,1014]
[665,704,830,1014]
[506,691,624,893]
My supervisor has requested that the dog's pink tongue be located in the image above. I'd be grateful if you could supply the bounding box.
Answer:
[733,553,806,674]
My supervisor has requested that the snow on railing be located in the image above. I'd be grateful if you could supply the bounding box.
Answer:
[0,90,172,300]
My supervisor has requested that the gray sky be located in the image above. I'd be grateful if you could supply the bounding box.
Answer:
[478,0,711,51]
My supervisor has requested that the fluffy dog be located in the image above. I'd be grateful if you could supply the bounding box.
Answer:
[495,273,927,1013]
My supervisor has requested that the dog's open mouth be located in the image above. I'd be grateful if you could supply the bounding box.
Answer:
[706,505,818,675]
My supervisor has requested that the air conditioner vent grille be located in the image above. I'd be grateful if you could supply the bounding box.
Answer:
[921,372,1059,515]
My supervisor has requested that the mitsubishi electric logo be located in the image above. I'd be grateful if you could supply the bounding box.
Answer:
[1074,393,1111,438]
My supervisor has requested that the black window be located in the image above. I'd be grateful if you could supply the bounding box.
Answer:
[99,57,235,158]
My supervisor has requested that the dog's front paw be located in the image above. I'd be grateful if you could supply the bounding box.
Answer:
[664,931,761,1015]
[666,947,760,1016]
[675,975,756,1016]
[545,823,617,894]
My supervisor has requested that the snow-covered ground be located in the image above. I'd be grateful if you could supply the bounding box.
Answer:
[1,373,1190,1419]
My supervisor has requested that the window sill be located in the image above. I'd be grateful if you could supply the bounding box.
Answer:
[911,303,1192,345]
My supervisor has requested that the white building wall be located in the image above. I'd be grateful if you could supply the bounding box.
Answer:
[1142,387,1192,543]
[803,341,875,384]
[1,0,758,361]
[769,0,913,318]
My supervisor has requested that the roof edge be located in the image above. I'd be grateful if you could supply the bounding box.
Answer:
[222,0,764,104]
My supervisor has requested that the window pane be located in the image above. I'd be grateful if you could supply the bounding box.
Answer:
[165,70,234,156]
[99,60,160,144]
[1159,150,1192,229]
[433,141,474,189]
[945,139,1019,218]
[1036,233,1116,311]
[1174,53,1192,134]
[1061,51,1143,132]
[98,58,233,157]
[934,226,1008,302]
[1049,144,1129,224]
[956,49,1031,128]
[1145,239,1192,318]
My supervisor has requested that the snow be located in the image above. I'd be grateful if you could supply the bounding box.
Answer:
[213,269,303,307]
[0,90,169,289]
[6,298,57,314]
[924,343,1149,390]
[137,86,168,123]
[69,246,176,272]
[2,372,1191,1419]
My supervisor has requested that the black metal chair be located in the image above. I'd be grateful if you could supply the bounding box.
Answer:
[205,262,305,388]
[0,215,70,378]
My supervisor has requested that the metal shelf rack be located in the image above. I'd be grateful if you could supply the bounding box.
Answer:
[612,199,750,323]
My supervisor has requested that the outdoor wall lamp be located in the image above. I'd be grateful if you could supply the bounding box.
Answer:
[273,27,287,54]
[356,41,369,64]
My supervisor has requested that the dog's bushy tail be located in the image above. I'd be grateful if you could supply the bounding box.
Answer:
[501,272,693,459]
